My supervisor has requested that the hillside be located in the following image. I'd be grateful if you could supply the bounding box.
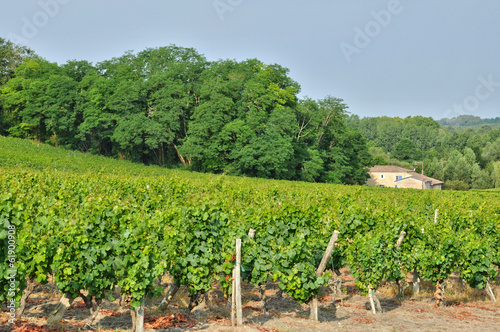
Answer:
[0,47,370,185]
[439,115,500,127]
[0,135,172,176]
[1,39,498,190]
[1,135,499,332]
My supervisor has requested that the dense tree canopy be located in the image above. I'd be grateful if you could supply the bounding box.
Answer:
[1,38,498,189]
[0,37,35,85]
[0,40,373,184]
[347,115,500,189]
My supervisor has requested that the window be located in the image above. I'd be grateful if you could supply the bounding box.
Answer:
[380,174,384,179]
[395,185,398,188]
[396,175,402,180]
[380,185,385,187]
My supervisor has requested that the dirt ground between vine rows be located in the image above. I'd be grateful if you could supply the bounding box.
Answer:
[1,271,500,332]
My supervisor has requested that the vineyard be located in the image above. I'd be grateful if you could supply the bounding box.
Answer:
[1,136,499,331]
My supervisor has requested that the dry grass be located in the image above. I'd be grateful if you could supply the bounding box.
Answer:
[365,270,500,307]
[6,269,499,332]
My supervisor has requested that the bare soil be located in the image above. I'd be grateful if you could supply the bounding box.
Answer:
[2,270,499,332]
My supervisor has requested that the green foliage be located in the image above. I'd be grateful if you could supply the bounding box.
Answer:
[2,38,499,189]
[0,38,35,85]
[169,205,229,296]
[483,137,500,163]
[252,221,332,303]
[0,128,499,309]
[0,44,371,184]
[416,229,462,284]
[439,115,500,128]
[392,138,421,161]
[459,236,498,289]
[346,233,404,292]
[346,115,500,190]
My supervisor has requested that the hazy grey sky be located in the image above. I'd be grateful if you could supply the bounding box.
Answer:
[1,0,499,119]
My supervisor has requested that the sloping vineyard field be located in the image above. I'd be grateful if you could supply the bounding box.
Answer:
[1,136,499,331]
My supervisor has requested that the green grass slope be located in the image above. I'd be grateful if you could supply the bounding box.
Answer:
[0,136,171,176]
[1,135,499,212]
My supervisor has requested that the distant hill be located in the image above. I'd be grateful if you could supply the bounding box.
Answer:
[438,115,500,127]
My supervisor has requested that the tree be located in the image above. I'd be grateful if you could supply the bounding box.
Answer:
[491,161,500,188]
[231,124,295,179]
[483,137,500,163]
[294,96,371,184]
[180,59,244,171]
[0,58,65,140]
[139,46,207,165]
[443,148,490,189]
[338,129,373,184]
[0,37,35,85]
[181,59,301,176]
[392,138,421,161]
[375,117,404,152]
[75,70,118,154]
[0,42,374,185]
[424,157,444,181]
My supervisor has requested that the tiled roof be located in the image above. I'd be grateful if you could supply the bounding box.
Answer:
[369,165,413,173]
[396,173,444,185]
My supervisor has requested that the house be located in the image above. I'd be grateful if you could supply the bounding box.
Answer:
[366,165,444,190]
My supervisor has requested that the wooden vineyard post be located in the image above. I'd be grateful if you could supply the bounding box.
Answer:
[434,209,439,223]
[135,297,145,332]
[368,289,377,315]
[248,228,256,239]
[97,308,101,332]
[310,230,340,321]
[232,238,242,326]
[395,231,406,300]
[395,231,406,248]
[413,272,420,295]
[231,268,236,326]
[486,280,497,302]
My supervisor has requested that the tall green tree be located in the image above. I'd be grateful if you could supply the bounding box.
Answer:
[0,37,35,85]
[0,58,66,140]
[0,41,374,185]
[392,138,421,161]
[181,59,301,176]
[294,96,372,184]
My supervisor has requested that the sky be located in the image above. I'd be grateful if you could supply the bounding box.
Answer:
[1,0,499,120]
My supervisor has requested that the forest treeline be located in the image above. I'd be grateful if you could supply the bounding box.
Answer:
[438,115,500,127]
[0,38,370,184]
[346,115,500,189]
[0,37,499,189]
